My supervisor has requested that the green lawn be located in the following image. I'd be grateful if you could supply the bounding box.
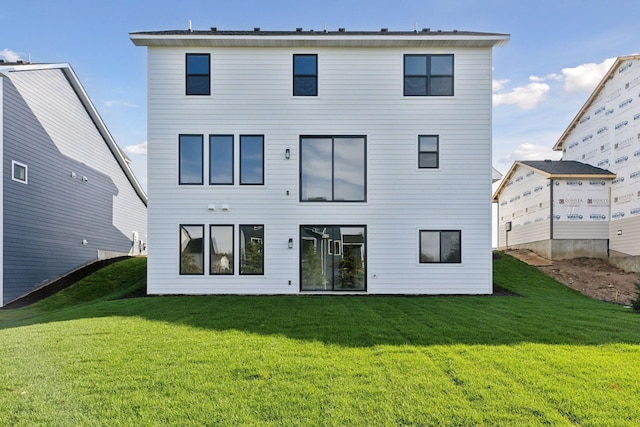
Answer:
[1,255,640,426]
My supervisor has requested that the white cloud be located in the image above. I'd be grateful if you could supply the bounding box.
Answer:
[493,81,550,111]
[0,48,21,62]
[500,143,562,163]
[561,57,616,93]
[493,79,509,91]
[125,141,147,155]
[104,100,137,108]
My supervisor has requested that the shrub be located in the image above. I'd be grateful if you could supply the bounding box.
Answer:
[633,276,640,312]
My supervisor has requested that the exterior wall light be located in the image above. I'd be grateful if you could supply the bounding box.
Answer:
[288,238,293,249]
[285,148,290,159]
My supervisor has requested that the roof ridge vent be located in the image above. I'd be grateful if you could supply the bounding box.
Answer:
[296,27,303,32]
[544,159,552,162]
[338,27,345,32]
[422,28,430,32]
[210,27,218,31]
[253,27,260,32]
[381,28,388,32]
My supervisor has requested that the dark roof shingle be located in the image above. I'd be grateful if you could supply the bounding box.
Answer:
[520,160,614,176]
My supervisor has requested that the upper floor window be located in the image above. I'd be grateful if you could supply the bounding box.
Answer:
[179,134,204,185]
[300,136,366,202]
[404,54,454,96]
[420,230,461,263]
[209,135,234,185]
[186,53,210,95]
[293,54,318,96]
[12,160,28,184]
[240,135,264,185]
[418,135,439,168]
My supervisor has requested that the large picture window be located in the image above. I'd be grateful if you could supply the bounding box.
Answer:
[240,135,264,185]
[300,225,366,291]
[210,225,234,275]
[300,136,366,202]
[419,135,439,168]
[180,225,204,275]
[293,54,318,96]
[186,53,210,95]
[240,225,264,275]
[404,54,454,96]
[419,230,461,263]
[209,135,234,185]
[179,134,203,185]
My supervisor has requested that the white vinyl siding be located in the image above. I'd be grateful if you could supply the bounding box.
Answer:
[146,45,494,294]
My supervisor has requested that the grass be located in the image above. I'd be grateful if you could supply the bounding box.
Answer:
[1,255,640,426]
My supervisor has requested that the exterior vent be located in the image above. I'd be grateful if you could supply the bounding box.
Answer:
[254,27,260,32]
[296,27,302,32]
[453,29,458,33]
[210,27,218,31]
[422,28,430,32]
[381,28,388,32]
[338,27,345,32]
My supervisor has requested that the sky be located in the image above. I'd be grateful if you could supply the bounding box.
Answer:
[3,0,640,195]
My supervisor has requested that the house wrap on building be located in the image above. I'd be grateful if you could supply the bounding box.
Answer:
[130,27,509,294]
[0,62,147,306]
[494,55,640,272]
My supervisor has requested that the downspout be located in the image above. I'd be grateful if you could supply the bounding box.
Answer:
[549,178,554,240]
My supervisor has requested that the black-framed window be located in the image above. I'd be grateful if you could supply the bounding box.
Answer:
[180,225,204,275]
[186,53,210,95]
[293,54,318,96]
[12,160,28,184]
[419,135,439,168]
[419,230,461,263]
[300,136,366,202]
[240,225,264,275]
[179,134,203,185]
[404,54,454,96]
[240,135,264,185]
[209,135,234,185]
[210,225,234,275]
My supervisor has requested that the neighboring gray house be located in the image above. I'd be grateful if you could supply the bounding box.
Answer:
[493,160,615,260]
[0,62,148,306]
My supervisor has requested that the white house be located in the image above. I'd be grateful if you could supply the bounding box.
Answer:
[0,62,148,306]
[554,55,640,271]
[130,27,509,294]
[493,160,615,259]
[495,56,640,271]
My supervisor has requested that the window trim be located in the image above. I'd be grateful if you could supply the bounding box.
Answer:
[418,135,439,169]
[419,230,462,264]
[293,54,318,96]
[178,134,204,185]
[240,224,265,276]
[185,53,211,96]
[239,134,265,185]
[403,54,454,97]
[210,224,235,275]
[299,135,367,202]
[179,224,205,275]
[209,134,235,185]
[11,160,28,184]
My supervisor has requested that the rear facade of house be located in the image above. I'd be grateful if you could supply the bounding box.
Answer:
[131,28,509,294]
[0,63,148,306]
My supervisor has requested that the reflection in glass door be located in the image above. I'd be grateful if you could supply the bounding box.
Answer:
[300,225,366,291]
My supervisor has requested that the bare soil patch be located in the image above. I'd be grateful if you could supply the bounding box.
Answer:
[505,250,638,305]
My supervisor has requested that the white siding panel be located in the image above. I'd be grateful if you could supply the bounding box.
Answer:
[147,45,494,295]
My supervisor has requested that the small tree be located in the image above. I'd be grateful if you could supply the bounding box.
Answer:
[339,250,364,289]
[241,240,263,274]
[301,244,323,289]
[632,276,640,313]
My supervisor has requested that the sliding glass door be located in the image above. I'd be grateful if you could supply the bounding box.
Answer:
[300,225,366,291]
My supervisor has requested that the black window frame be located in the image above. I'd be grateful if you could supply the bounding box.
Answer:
[419,230,462,264]
[404,54,454,96]
[186,53,211,96]
[299,135,367,202]
[418,135,439,169]
[240,224,264,275]
[210,224,235,275]
[179,224,205,275]
[178,134,204,185]
[293,54,318,96]
[209,134,235,185]
[239,135,265,185]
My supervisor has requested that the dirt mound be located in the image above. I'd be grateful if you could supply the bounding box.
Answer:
[506,250,638,305]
